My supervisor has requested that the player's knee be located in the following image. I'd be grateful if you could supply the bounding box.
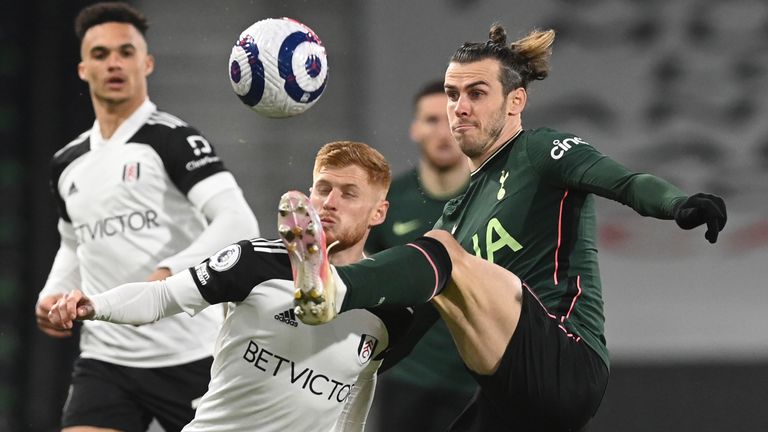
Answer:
[504,270,524,303]
[424,229,465,258]
[424,229,522,303]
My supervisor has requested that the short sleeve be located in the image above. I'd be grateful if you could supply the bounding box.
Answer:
[188,238,292,304]
[146,124,228,195]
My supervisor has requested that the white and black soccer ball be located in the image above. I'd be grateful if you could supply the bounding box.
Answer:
[228,17,328,118]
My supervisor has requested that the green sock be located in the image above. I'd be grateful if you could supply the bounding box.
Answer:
[337,237,451,312]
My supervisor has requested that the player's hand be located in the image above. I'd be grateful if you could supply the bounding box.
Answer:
[48,289,95,329]
[674,193,727,244]
[36,294,72,338]
[147,267,172,281]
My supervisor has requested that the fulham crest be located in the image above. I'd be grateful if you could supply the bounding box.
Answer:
[357,334,378,365]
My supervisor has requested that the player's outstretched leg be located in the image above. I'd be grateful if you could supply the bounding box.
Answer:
[278,190,337,325]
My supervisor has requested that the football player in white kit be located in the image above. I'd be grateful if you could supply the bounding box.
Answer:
[35,2,259,431]
[50,141,415,432]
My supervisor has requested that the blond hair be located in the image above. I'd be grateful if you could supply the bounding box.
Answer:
[314,141,391,190]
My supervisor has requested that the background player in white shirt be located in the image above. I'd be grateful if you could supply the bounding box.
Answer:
[50,141,414,432]
[35,2,259,431]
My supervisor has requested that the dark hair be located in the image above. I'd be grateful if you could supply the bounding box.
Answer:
[412,80,446,108]
[75,2,148,41]
[451,24,555,94]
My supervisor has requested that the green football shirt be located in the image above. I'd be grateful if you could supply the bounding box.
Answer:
[435,128,688,367]
[366,168,475,393]
[367,168,457,251]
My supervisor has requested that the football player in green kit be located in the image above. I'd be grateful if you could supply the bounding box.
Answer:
[281,24,727,432]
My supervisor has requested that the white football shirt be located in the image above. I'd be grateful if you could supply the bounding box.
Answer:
[48,99,235,367]
[167,238,413,432]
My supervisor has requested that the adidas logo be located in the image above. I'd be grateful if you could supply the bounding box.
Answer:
[274,309,298,327]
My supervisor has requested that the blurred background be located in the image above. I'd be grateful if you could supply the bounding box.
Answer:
[2,0,767,430]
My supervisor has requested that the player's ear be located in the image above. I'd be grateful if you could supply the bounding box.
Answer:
[409,117,420,143]
[507,87,527,116]
[145,54,155,76]
[369,199,389,228]
[77,61,87,81]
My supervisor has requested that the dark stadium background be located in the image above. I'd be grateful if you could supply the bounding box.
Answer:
[3,0,767,430]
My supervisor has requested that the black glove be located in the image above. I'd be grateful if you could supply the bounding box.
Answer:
[674,193,727,244]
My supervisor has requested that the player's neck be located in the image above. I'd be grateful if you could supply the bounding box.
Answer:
[92,95,145,139]
[328,241,366,266]
[418,158,470,199]
[470,125,523,171]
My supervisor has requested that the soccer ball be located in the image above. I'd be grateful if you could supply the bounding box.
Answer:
[228,17,328,118]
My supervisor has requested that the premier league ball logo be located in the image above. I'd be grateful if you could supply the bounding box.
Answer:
[228,17,328,118]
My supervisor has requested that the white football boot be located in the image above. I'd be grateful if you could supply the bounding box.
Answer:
[277,190,338,325]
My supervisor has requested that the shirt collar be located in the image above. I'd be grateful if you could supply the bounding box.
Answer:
[470,128,524,177]
[90,99,157,150]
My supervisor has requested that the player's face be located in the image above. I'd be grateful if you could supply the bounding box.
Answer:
[78,22,154,107]
[444,59,518,163]
[310,165,387,251]
[411,93,465,171]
